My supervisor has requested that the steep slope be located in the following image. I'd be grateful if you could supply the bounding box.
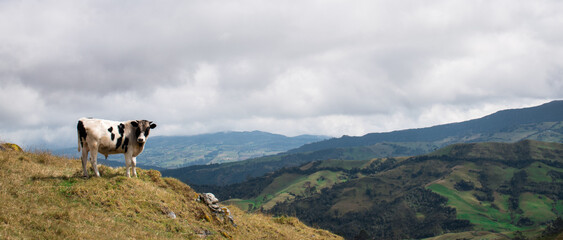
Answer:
[163,101,563,186]
[262,140,563,239]
[54,131,327,169]
[0,147,341,239]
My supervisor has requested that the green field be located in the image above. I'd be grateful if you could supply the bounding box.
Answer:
[226,170,349,211]
[428,183,522,233]
[526,162,562,183]
[427,157,563,237]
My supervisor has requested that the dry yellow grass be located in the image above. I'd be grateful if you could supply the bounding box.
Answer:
[0,148,342,240]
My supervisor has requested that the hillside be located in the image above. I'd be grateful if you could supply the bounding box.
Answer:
[199,158,384,211]
[162,101,563,186]
[0,145,342,239]
[200,140,563,239]
[54,131,327,169]
[162,145,385,186]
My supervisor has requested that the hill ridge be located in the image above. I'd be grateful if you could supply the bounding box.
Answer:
[421,139,563,160]
[291,100,563,153]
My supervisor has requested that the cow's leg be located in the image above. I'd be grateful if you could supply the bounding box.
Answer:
[124,154,132,178]
[89,143,101,177]
[80,146,90,178]
[131,157,137,177]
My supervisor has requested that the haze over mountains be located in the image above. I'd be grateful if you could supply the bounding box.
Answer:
[163,100,563,186]
[53,131,328,169]
[290,100,563,153]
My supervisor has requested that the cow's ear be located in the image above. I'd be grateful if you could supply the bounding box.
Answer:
[131,121,139,127]
[150,122,157,129]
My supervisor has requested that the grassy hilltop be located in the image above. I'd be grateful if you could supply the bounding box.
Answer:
[0,145,341,240]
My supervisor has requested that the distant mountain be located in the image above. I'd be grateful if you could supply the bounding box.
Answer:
[53,131,328,169]
[202,140,563,239]
[291,100,563,153]
[162,100,563,186]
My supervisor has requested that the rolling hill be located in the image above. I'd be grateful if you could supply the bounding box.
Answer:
[0,144,342,239]
[54,131,327,169]
[162,100,563,186]
[199,140,563,239]
[162,145,387,186]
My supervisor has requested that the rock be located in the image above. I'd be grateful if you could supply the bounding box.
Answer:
[0,143,23,152]
[196,229,212,238]
[198,193,237,227]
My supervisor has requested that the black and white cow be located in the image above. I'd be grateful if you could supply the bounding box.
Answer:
[77,118,157,178]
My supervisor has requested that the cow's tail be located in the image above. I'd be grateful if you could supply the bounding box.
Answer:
[77,129,81,152]
[77,119,85,152]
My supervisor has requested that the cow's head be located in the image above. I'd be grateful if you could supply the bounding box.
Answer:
[131,120,157,144]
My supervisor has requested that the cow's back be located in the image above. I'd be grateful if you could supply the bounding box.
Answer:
[79,118,126,155]
[80,118,119,139]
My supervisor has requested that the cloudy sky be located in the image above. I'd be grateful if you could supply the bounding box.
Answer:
[1,0,562,149]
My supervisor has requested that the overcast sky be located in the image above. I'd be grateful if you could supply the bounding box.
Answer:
[1,0,562,149]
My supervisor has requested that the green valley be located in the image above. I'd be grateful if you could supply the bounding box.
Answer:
[197,140,563,239]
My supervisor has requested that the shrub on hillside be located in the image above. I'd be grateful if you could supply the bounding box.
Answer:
[541,217,563,239]
[517,217,534,227]
[454,180,474,191]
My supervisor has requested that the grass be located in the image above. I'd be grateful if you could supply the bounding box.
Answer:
[0,148,342,239]
[428,183,523,233]
[261,173,304,196]
[526,162,563,183]
[427,159,563,238]
[228,170,349,211]
[520,193,557,222]
[329,177,379,215]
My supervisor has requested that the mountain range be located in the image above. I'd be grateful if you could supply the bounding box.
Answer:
[290,100,563,153]
[53,131,328,169]
[162,100,563,186]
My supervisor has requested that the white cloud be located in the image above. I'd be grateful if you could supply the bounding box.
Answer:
[0,0,562,148]
[0,81,46,127]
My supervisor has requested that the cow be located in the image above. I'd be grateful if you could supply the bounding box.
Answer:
[77,118,156,178]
